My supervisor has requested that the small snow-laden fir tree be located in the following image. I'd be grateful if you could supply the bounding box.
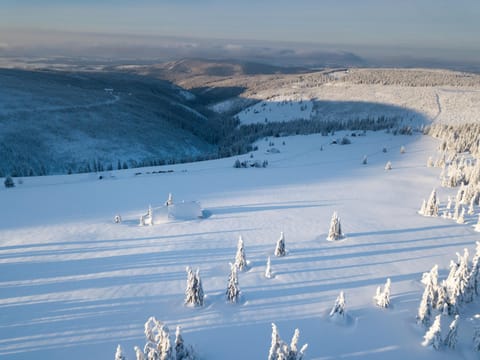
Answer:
[423,189,439,217]
[265,256,273,279]
[422,314,442,350]
[268,323,282,360]
[374,278,391,308]
[427,156,434,167]
[287,328,308,360]
[474,326,480,352]
[436,279,450,310]
[476,214,480,232]
[417,285,434,328]
[234,235,248,271]
[140,205,154,226]
[329,291,346,319]
[456,207,466,224]
[456,249,471,303]
[446,196,452,211]
[400,145,406,154]
[421,264,439,307]
[384,161,392,170]
[453,200,461,220]
[115,344,126,360]
[195,269,204,307]
[143,317,174,360]
[275,232,286,257]
[417,265,439,327]
[468,196,476,215]
[165,193,173,206]
[226,263,240,303]
[134,346,145,360]
[470,242,480,295]
[419,199,427,216]
[362,155,367,165]
[175,326,195,360]
[327,212,344,241]
[4,176,14,188]
[184,267,204,307]
[267,323,307,360]
[444,315,459,349]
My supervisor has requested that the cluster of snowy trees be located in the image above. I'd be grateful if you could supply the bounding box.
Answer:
[233,159,269,168]
[182,233,288,308]
[268,323,308,360]
[427,123,480,160]
[328,278,391,325]
[417,243,480,350]
[342,69,480,87]
[219,116,408,160]
[419,184,479,226]
[116,317,196,360]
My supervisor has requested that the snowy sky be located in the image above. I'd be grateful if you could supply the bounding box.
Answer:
[1,0,479,60]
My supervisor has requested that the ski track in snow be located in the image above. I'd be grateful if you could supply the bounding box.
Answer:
[0,132,479,360]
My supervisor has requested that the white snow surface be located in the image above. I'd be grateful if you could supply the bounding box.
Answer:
[229,78,480,126]
[1,131,480,360]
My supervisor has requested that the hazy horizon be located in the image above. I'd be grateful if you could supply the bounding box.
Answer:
[1,1,479,70]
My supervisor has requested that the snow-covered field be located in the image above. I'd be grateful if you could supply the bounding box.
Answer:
[2,130,479,359]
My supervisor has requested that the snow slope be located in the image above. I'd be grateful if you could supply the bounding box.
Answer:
[1,131,479,359]
[214,70,480,126]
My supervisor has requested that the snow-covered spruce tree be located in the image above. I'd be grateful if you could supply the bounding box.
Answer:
[226,263,240,303]
[165,193,173,206]
[418,287,434,327]
[268,323,282,360]
[468,196,476,215]
[476,214,480,232]
[362,155,367,165]
[275,232,286,257]
[327,212,344,241]
[374,278,391,308]
[4,176,14,188]
[143,317,174,360]
[427,156,434,168]
[115,344,126,360]
[400,145,406,154]
[422,264,439,306]
[419,199,427,216]
[287,328,308,360]
[265,256,273,279]
[329,291,346,319]
[474,326,480,352]
[453,199,461,220]
[184,267,204,307]
[175,326,195,360]
[436,281,449,310]
[267,323,307,360]
[422,314,442,350]
[424,189,439,217]
[456,207,466,224]
[134,346,145,360]
[418,265,439,327]
[443,315,459,349]
[446,196,452,211]
[384,161,392,170]
[470,242,480,296]
[140,205,154,226]
[234,236,248,271]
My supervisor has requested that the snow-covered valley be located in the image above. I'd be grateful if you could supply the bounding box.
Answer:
[2,129,480,359]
